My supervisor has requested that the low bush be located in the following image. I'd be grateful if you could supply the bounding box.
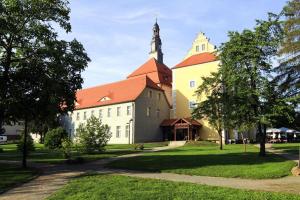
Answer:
[44,127,68,149]
[61,138,73,159]
[134,144,144,150]
[76,116,111,154]
[17,132,35,152]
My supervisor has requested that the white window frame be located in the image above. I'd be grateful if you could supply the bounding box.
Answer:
[91,110,94,116]
[201,44,205,51]
[76,113,80,120]
[107,108,111,117]
[125,125,129,138]
[99,109,103,118]
[189,80,196,88]
[127,106,131,116]
[147,107,151,117]
[117,107,121,117]
[83,111,87,120]
[189,101,196,109]
[116,126,121,138]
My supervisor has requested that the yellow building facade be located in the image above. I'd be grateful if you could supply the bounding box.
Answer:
[172,32,220,140]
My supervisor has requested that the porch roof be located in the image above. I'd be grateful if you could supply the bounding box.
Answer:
[160,118,202,127]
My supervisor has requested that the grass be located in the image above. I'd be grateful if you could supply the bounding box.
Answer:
[272,143,300,155]
[47,174,300,200]
[0,164,38,193]
[106,142,169,150]
[107,141,296,179]
[0,143,136,164]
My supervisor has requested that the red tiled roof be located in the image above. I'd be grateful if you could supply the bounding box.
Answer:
[127,58,172,86]
[75,75,162,110]
[173,52,218,69]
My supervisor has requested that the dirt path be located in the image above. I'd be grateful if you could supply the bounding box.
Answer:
[1,143,299,200]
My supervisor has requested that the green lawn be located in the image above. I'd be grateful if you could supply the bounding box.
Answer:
[47,174,300,200]
[272,143,300,155]
[0,143,136,164]
[107,141,296,179]
[106,142,169,150]
[0,164,38,193]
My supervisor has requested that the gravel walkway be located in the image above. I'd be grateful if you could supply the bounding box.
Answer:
[0,143,299,200]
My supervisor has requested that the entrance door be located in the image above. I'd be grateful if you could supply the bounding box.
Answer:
[176,129,188,141]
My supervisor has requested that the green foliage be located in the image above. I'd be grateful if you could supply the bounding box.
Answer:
[76,116,111,154]
[192,72,226,149]
[44,127,68,149]
[17,132,35,153]
[133,144,144,150]
[276,0,300,96]
[0,148,3,153]
[61,137,73,159]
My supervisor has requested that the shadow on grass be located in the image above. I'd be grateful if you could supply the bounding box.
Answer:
[106,152,294,173]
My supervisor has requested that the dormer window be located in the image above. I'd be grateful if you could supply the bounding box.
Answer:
[100,96,111,102]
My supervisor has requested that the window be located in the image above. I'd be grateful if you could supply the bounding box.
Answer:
[117,107,121,116]
[83,112,87,120]
[107,108,111,117]
[156,109,160,118]
[99,109,103,118]
[147,107,151,117]
[91,110,94,116]
[125,125,129,138]
[76,113,80,120]
[116,126,121,138]
[158,93,161,101]
[127,106,131,116]
[148,90,152,98]
[196,45,199,52]
[189,101,196,109]
[189,80,195,88]
[201,44,205,51]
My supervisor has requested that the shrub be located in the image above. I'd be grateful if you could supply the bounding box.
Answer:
[76,116,111,154]
[62,138,73,159]
[0,148,3,153]
[134,144,144,150]
[17,132,35,152]
[44,127,68,149]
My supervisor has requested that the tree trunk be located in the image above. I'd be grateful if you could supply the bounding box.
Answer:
[22,117,28,168]
[259,123,266,156]
[219,131,223,150]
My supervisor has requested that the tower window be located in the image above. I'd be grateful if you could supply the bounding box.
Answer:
[148,90,153,98]
[147,107,151,117]
[189,80,196,88]
[189,101,196,109]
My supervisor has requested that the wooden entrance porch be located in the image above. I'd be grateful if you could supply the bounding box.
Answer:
[160,118,202,141]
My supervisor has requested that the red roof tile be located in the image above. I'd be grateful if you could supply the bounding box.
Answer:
[173,52,218,69]
[127,58,172,86]
[75,75,162,110]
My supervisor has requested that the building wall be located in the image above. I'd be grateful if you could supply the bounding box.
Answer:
[134,88,170,143]
[172,60,220,140]
[62,101,135,144]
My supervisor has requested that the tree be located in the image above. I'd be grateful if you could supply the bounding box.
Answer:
[0,0,90,167]
[276,0,300,97]
[44,127,68,149]
[217,15,288,156]
[76,116,111,154]
[192,72,226,150]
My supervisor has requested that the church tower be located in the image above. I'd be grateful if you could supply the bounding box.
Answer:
[149,20,163,63]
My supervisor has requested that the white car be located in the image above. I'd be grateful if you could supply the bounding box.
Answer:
[0,135,7,144]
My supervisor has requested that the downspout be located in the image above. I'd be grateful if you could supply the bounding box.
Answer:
[132,102,135,144]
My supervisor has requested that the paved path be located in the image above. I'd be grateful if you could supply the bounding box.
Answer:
[1,143,300,200]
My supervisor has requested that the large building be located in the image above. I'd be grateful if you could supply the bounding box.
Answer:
[61,22,171,144]
[170,32,220,141]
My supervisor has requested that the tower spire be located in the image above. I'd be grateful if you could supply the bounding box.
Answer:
[149,20,163,63]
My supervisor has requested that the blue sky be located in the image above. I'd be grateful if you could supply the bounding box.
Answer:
[59,0,287,88]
